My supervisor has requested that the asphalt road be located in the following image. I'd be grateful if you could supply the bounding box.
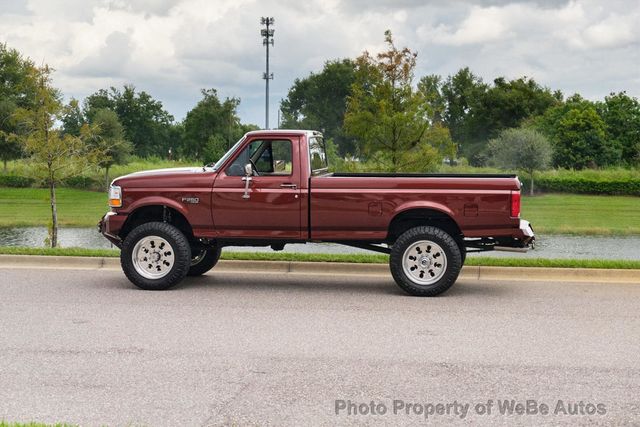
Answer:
[0,266,639,426]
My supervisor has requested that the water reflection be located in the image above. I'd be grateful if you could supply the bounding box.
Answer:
[0,227,114,249]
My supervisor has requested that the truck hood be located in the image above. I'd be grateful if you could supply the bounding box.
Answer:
[113,167,217,188]
[122,167,204,178]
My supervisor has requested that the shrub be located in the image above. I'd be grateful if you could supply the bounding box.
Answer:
[522,169,640,195]
[62,175,101,190]
[0,174,35,187]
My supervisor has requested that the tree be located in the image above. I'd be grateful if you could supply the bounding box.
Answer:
[61,98,84,137]
[12,65,100,247]
[488,128,552,195]
[83,85,176,157]
[431,69,560,165]
[597,92,640,166]
[0,100,22,172]
[554,107,618,169]
[440,67,487,149]
[417,74,446,123]
[181,89,243,160]
[467,77,560,142]
[90,108,133,189]
[202,134,228,164]
[344,30,455,172]
[0,43,38,171]
[536,95,621,168]
[280,59,357,156]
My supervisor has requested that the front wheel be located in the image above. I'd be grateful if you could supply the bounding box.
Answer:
[390,226,462,296]
[121,222,192,290]
[188,247,222,276]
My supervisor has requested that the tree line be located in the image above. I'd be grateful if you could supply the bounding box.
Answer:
[280,33,640,174]
[3,36,639,179]
[0,43,258,176]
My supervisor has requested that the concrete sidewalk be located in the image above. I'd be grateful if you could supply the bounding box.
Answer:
[0,254,639,284]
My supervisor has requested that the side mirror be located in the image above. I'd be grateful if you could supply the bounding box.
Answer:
[244,163,253,176]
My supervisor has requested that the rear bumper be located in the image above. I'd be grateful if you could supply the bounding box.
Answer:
[517,219,535,245]
[98,211,125,248]
[498,219,535,250]
[464,219,535,253]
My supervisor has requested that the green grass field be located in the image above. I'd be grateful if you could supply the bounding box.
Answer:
[521,194,640,235]
[0,187,638,235]
[0,188,107,227]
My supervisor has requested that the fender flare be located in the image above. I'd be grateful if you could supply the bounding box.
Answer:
[392,201,458,223]
[124,196,189,218]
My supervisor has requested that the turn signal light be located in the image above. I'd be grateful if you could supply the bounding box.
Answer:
[108,185,122,208]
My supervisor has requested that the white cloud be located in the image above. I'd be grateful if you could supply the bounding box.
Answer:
[0,0,638,126]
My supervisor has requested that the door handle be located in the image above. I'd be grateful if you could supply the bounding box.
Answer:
[280,183,297,189]
[241,176,252,199]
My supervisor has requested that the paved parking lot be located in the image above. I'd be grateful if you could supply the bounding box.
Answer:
[1,266,639,425]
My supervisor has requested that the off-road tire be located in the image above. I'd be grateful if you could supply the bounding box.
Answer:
[187,246,222,276]
[390,226,462,296]
[121,222,191,290]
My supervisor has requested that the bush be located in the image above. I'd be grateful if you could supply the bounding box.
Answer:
[521,169,640,195]
[62,175,101,190]
[526,176,640,195]
[0,174,35,187]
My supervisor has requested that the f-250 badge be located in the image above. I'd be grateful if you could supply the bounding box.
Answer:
[181,197,199,204]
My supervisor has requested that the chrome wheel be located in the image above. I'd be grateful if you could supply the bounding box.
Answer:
[402,240,447,285]
[132,235,175,280]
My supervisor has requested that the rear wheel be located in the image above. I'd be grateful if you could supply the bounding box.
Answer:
[121,222,191,290]
[390,226,462,296]
[188,247,222,276]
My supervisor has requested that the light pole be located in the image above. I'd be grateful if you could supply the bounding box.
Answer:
[261,17,274,129]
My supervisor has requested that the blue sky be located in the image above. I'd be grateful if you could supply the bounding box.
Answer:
[1,0,638,127]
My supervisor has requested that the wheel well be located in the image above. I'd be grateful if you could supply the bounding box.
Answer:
[387,209,463,246]
[120,206,194,243]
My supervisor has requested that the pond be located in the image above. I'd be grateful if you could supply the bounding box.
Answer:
[0,227,638,260]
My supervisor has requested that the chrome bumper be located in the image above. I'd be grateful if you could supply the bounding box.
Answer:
[520,219,535,246]
[493,219,535,253]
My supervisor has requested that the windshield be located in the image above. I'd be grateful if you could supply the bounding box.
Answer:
[210,136,246,171]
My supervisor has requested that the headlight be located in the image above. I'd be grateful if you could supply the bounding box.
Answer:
[109,185,122,208]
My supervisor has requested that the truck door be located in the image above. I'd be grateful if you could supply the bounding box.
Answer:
[212,137,301,238]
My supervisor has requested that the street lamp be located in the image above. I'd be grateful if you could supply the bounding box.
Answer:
[260,17,274,129]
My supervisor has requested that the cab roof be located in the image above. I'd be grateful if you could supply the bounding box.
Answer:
[244,129,323,138]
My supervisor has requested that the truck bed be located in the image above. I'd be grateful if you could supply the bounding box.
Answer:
[330,173,517,178]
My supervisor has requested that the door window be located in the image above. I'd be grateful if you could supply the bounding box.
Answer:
[226,139,293,176]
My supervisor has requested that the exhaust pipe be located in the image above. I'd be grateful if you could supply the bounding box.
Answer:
[493,246,530,253]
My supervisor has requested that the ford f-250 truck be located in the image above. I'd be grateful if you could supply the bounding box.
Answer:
[99,130,534,296]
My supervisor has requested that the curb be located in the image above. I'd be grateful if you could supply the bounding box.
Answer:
[1,254,639,284]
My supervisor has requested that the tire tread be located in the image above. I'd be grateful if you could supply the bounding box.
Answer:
[120,222,191,290]
[390,226,462,296]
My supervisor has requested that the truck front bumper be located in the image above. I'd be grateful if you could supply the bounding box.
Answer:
[98,211,125,248]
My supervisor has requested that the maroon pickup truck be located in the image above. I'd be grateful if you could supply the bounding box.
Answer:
[99,130,534,296]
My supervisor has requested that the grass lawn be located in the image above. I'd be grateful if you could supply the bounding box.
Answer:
[0,187,638,235]
[0,188,107,228]
[521,194,640,235]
